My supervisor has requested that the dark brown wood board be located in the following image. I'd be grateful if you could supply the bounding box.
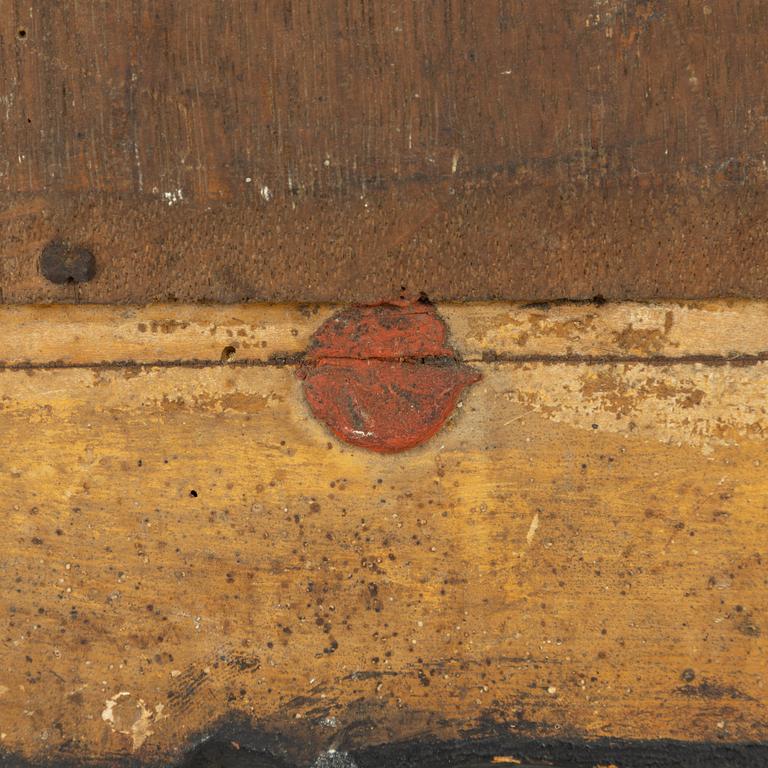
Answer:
[2,0,768,303]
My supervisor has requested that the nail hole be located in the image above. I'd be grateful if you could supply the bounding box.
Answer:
[189,490,198,498]
[221,345,237,362]
[17,29,27,39]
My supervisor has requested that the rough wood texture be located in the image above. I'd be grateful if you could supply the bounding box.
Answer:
[1,301,767,766]
[3,1,768,303]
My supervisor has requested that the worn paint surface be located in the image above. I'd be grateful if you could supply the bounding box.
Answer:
[0,301,767,766]
[298,304,480,452]
[3,1,768,302]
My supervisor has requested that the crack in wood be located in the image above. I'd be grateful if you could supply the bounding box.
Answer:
[4,351,768,371]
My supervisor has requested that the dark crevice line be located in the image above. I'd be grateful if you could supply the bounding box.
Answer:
[477,350,768,366]
[2,352,768,372]
[304,354,461,365]
[0,354,307,372]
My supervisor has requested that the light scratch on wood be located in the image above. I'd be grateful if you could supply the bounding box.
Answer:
[526,512,540,546]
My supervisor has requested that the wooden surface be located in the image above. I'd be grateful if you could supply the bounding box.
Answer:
[1,300,767,766]
[3,1,768,302]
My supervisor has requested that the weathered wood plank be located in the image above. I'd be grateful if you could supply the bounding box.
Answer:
[3,1,768,303]
[3,300,768,367]
[0,303,334,366]
[0,302,766,765]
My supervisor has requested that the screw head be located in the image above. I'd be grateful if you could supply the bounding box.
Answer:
[39,241,96,284]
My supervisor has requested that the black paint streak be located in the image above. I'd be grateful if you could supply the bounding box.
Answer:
[3,730,768,768]
[675,679,756,701]
[353,736,768,768]
[178,734,768,768]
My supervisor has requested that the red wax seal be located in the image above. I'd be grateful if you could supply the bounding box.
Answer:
[297,303,480,453]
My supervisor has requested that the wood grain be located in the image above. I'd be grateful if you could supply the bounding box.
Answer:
[0,301,766,765]
[2,1,768,302]
[4,300,768,367]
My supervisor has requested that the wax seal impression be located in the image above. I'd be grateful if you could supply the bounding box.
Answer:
[297,302,480,453]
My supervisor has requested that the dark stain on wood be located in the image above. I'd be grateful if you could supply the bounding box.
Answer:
[2,719,768,767]
[38,240,96,284]
[178,734,768,768]
[3,1,768,302]
[298,303,479,452]
[6,712,768,767]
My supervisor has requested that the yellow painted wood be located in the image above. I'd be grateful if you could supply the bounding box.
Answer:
[3,300,768,367]
[0,304,334,366]
[0,302,766,765]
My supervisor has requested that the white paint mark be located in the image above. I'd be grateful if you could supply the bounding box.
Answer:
[526,512,540,545]
[102,692,165,751]
[260,185,272,202]
[162,189,184,206]
[134,143,143,192]
[312,750,358,768]
[320,716,338,727]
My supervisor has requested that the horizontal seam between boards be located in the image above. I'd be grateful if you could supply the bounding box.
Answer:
[2,352,768,371]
